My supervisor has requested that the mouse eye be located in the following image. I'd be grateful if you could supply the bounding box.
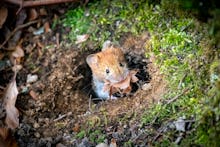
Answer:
[119,62,124,67]
[106,69,110,74]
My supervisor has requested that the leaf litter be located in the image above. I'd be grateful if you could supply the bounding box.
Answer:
[0,4,167,147]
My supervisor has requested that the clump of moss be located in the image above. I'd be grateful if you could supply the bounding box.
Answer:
[62,0,220,145]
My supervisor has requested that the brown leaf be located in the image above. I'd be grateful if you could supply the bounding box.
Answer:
[0,52,4,60]
[29,8,38,21]
[11,45,24,58]
[37,41,44,49]
[0,127,8,140]
[122,85,132,94]
[0,127,18,147]
[130,70,139,83]
[44,22,51,33]
[110,138,117,147]
[29,90,37,100]
[103,70,139,96]
[12,65,23,73]
[0,7,8,29]
[72,123,80,133]
[112,75,131,89]
[39,8,47,16]
[3,75,19,129]
[10,45,24,65]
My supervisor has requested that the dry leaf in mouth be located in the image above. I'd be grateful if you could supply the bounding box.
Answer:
[104,70,139,97]
[2,74,19,129]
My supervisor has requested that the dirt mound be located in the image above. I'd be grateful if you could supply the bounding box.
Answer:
[12,30,166,145]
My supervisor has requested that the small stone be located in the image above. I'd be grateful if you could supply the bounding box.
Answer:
[27,74,38,83]
[66,86,72,90]
[142,83,152,91]
[33,122,40,128]
[174,117,186,132]
[34,132,40,138]
[96,143,108,147]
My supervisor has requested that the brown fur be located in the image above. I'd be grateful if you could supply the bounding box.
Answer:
[86,47,128,83]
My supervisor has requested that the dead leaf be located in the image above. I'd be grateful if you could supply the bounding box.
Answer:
[11,45,24,60]
[39,8,47,16]
[0,7,8,29]
[12,65,23,72]
[103,70,139,96]
[0,52,4,60]
[10,45,24,65]
[130,70,139,82]
[29,8,38,21]
[72,123,80,133]
[37,41,44,49]
[3,74,19,129]
[0,127,8,140]
[29,90,37,100]
[0,127,18,147]
[75,34,89,44]
[44,22,51,33]
[110,138,117,147]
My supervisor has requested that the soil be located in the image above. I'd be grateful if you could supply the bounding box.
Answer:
[0,5,166,147]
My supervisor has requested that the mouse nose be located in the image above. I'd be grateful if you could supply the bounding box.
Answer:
[117,75,124,82]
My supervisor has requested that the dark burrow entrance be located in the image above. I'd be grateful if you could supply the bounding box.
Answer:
[9,31,157,146]
[77,49,151,103]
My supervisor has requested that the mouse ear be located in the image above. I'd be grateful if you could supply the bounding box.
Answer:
[102,40,112,51]
[86,54,99,67]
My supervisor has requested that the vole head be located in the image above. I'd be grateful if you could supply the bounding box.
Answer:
[86,47,128,83]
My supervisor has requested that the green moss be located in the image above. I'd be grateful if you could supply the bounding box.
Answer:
[89,129,106,143]
[76,130,86,139]
[62,0,220,145]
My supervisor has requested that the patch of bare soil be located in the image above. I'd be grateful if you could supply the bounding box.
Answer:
[12,26,166,146]
[0,5,166,145]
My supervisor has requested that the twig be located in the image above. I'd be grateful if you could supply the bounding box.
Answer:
[0,20,38,50]
[53,112,72,122]
[89,95,92,112]
[166,88,189,105]
[178,74,187,89]
[16,0,24,15]
[4,0,80,7]
[56,33,60,48]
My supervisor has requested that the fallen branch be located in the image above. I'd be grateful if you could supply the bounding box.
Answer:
[0,20,38,50]
[4,0,80,7]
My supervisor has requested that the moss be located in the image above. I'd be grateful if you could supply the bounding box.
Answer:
[62,0,220,145]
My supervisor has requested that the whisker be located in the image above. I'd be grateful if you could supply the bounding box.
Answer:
[92,97,105,101]
[82,83,92,91]
[135,73,148,79]
[86,88,93,97]
[128,68,146,71]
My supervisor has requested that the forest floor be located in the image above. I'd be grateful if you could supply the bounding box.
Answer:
[0,0,219,146]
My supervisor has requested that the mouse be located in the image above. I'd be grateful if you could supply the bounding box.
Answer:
[86,42,129,99]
